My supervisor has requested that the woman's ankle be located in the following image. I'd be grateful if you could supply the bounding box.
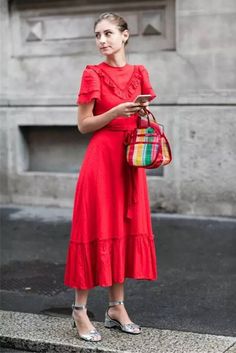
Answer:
[73,307,88,318]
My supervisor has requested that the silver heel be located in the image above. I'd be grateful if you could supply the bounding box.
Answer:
[72,303,102,342]
[104,311,118,328]
[104,300,141,334]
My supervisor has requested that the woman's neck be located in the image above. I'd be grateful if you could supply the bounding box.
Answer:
[105,52,127,67]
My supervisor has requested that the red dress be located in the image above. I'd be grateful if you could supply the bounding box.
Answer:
[64,62,158,290]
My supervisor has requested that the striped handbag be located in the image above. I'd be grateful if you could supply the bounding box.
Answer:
[125,108,172,169]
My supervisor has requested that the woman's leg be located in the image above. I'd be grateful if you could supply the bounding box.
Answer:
[73,289,96,334]
[75,288,89,305]
[108,282,133,324]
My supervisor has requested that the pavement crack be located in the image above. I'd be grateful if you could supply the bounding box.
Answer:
[223,342,236,353]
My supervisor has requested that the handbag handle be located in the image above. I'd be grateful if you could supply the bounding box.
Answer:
[139,107,156,125]
[138,107,164,132]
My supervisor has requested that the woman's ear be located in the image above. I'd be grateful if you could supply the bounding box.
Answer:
[122,29,129,44]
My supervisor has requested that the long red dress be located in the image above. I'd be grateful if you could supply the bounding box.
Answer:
[64,62,158,290]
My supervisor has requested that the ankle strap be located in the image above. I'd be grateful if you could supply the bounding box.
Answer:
[109,300,124,307]
[72,303,87,310]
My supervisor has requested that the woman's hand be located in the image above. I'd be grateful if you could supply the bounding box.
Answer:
[112,102,143,118]
[138,101,150,117]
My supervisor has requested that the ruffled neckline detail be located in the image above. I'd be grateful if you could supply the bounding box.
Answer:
[86,64,142,100]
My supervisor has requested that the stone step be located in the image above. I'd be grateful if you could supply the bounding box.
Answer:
[0,310,235,353]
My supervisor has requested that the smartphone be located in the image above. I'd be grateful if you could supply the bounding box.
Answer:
[134,94,152,104]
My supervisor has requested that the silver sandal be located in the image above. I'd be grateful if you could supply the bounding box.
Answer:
[72,303,102,342]
[104,300,141,334]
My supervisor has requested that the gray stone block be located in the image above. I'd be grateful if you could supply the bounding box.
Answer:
[0,109,10,203]
[0,0,10,105]
[10,2,175,57]
[214,52,236,89]
[178,0,236,12]
[177,106,236,216]
[178,13,236,53]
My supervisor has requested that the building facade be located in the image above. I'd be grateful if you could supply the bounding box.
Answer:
[0,0,236,216]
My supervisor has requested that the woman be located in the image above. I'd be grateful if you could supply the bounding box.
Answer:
[64,12,158,342]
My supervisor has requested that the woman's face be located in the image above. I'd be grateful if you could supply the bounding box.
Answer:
[95,19,128,56]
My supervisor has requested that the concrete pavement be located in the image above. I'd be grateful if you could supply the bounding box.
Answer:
[0,310,235,353]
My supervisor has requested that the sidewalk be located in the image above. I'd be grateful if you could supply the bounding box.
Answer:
[0,310,235,353]
[0,204,236,352]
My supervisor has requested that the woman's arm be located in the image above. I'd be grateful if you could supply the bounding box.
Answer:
[77,100,142,134]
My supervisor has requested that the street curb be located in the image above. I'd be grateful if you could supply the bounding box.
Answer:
[0,310,235,353]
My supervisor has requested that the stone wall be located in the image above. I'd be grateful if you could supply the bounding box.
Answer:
[0,0,236,216]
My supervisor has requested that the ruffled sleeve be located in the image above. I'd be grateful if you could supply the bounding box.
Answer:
[139,65,157,101]
[76,66,101,104]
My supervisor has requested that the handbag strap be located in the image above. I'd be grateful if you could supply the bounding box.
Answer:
[139,107,165,133]
[138,107,157,127]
